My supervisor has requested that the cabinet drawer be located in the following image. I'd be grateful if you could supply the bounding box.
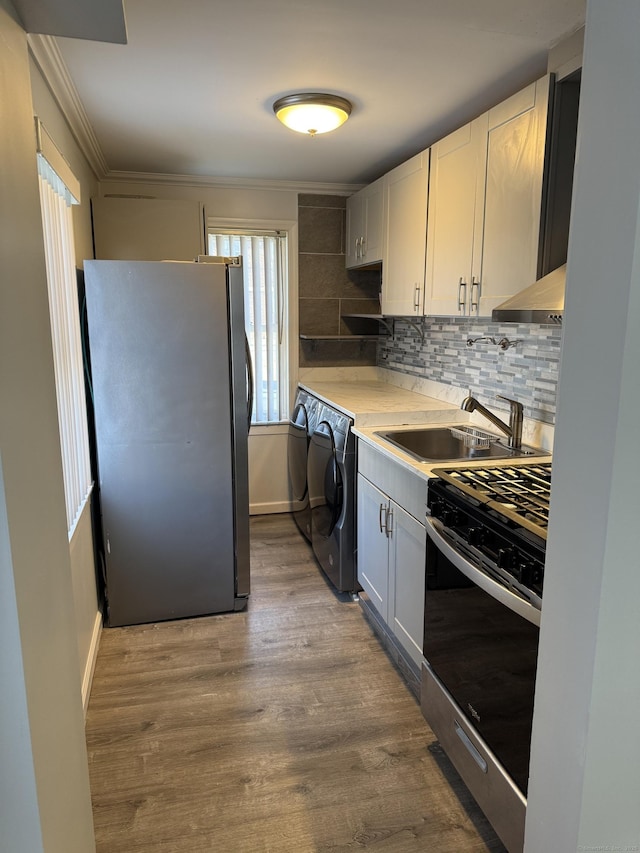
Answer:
[421,665,526,853]
[358,441,427,522]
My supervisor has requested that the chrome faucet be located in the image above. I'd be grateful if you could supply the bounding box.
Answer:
[461,394,524,449]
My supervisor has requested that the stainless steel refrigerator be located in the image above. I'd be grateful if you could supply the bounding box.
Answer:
[84,258,251,627]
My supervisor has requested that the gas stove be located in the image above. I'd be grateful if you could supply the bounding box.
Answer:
[427,461,552,607]
[423,460,549,842]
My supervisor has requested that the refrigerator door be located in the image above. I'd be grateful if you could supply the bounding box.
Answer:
[84,260,249,626]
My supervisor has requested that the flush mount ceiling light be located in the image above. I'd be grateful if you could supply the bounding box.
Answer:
[272,93,352,136]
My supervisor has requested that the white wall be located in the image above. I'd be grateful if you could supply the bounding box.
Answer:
[69,505,102,711]
[29,49,102,708]
[28,51,98,266]
[525,3,640,850]
[0,2,96,849]
[248,424,292,514]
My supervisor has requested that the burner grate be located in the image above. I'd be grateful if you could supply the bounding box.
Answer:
[432,462,552,537]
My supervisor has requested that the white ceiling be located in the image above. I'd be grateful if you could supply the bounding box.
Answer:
[53,0,586,187]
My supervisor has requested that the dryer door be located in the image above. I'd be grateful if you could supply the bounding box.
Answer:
[309,420,344,539]
[287,402,310,502]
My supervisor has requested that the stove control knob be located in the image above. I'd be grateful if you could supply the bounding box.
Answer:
[513,561,532,585]
[497,548,515,569]
[441,509,458,527]
[530,565,544,589]
[468,527,484,547]
[429,499,444,519]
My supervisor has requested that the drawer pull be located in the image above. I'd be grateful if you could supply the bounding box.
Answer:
[454,720,487,773]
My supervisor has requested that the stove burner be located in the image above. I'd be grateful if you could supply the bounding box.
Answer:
[431,462,552,539]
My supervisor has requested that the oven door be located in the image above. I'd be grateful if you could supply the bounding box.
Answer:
[423,516,539,797]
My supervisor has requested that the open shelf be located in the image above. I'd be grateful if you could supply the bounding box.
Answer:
[299,334,379,341]
[341,313,394,336]
[339,313,425,342]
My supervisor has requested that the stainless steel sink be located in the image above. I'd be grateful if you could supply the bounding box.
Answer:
[375,425,540,462]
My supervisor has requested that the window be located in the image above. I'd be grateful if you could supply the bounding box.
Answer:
[208,231,289,424]
[36,119,92,537]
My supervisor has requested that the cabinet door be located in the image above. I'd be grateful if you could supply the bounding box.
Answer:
[356,474,389,622]
[92,197,205,261]
[361,177,384,265]
[381,149,429,316]
[345,191,364,268]
[425,117,487,316]
[388,502,426,667]
[346,179,384,268]
[475,75,552,316]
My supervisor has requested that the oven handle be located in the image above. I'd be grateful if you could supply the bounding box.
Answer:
[425,517,541,627]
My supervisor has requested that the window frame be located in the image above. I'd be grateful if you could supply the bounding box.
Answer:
[207,216,298,428]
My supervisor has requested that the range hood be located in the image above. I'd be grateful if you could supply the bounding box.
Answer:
[491,264,566,325]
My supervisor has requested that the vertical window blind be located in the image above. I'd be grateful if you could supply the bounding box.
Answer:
[37,137,92,537]
[208,232,289,424]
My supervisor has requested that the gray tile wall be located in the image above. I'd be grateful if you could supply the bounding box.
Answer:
[378,317,563,424]
[298,194,380,367]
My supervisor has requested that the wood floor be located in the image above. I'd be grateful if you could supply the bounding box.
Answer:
[85,514,506,853]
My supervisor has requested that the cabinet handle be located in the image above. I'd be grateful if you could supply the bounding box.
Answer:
[361,236,366,258]
[471,277,481,314]
[385,506,393,538]
[379,503,386,534]
[458,278,467,314]
[413,283,421,313]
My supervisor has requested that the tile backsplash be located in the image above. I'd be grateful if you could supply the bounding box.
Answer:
[377,317,563,424]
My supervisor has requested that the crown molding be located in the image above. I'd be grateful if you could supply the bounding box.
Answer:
[101,170,363,196]
[28,34,109,179]
[27,35,364,196]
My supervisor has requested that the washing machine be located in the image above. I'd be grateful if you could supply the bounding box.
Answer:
[287,387,320,542]
[307,403,358,594]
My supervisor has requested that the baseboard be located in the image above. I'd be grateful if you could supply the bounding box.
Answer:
[359,593,421,701]
[82,609,103,719]
[249,500,292,515]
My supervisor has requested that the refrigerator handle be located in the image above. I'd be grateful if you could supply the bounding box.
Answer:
[245,335,254,432]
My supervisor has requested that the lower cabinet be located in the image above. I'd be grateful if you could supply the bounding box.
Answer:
[357,443,427,669]
[388,501,427,667]
[357,474,390,620]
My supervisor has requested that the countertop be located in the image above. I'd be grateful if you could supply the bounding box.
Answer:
[298,377,551,482]
[298,379,466,427]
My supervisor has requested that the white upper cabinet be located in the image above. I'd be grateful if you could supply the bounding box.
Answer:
[348,74,553,318]
[380,149,430,316]
[479,76,551,314]
[425,75,552,317]
[425,116,487,316]
[345,177,384,268]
